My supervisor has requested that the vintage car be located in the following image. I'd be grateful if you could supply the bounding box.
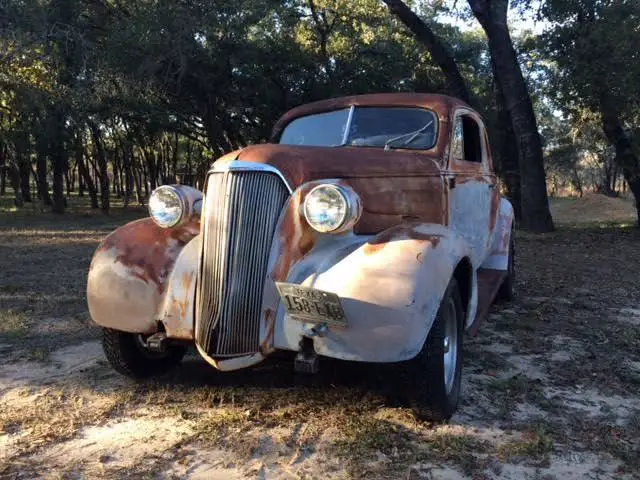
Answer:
[87,93,515,420]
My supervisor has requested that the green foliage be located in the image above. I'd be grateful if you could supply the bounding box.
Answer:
[542,0,640,115]
[540,0,640,199]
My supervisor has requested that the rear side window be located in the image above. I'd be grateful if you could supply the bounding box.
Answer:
[462,116,482,163]
[452,115,483,163]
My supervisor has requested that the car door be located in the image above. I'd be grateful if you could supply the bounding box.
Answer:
[448,111,494,267]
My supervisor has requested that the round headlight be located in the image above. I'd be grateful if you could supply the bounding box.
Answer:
[148,186,185,228]
[303,184,360,233]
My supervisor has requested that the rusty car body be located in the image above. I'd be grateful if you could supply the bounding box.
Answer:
[87,93,515,420]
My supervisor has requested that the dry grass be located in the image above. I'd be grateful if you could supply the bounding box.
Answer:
[550,193,636,226]
[0,387,121,457]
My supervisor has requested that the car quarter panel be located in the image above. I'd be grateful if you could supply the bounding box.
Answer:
[481,197,515,271]
[87,218,199,334]
[269,222,475,363]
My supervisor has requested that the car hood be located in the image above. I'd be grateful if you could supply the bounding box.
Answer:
[216,144,443,189]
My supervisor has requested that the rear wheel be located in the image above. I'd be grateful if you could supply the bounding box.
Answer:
[403,278,463,422]
[102,328,186,379]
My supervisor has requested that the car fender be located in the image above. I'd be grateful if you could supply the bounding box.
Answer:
[87,218,199,334]
[481,197,515,271]
[272,222,476,363]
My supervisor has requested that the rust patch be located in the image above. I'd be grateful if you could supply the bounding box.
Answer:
[171,294,189,323]
[489,184,501,232]
[97,218,199,291]
[213,149,242,165]
[181,271,193,292]
[363,224,443,256]
[454,173,491,185]
[269,184,316,282]
[426,235,441,248]
[363,242,386,256]
[237,143,444,193]
[349,175,445,234]
[259,308,276,355]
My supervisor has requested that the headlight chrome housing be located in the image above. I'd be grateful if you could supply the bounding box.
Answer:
[303,184,361,233]
[148,186,186,228]
[148,185,202,228]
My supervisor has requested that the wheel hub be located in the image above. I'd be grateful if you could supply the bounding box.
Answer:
[442,298,458,395]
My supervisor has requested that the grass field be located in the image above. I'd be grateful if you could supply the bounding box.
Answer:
[1,193,639,479]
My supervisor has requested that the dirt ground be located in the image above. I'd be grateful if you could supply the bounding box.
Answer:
[1,196,639,479]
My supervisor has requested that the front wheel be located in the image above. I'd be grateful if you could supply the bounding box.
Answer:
[102,328,186,379]
[402,278,463,422]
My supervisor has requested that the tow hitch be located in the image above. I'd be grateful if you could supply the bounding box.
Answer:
[294,337,319,374]
[145,332,169,353]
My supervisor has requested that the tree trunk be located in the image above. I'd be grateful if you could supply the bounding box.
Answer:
[492,67,522,219]
[65,167,72,197]
[18,159,32,203]
[112,159,120,196]
[75,133,99,209]
[89,122,110,213]
[50,108,67,214]
[6,163,24,207]
[51,149,66,214]
[611,164,619,194]
[0,143,6,196]
[133,157,144,205]
[34,132,53,207]
[123,148,133,209]
[571,166,583,197]
[599,98,640,225]
[382,0,471,103]
[468,0,553,232]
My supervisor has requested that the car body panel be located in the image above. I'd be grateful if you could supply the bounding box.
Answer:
[271,222,476,362]
[87,218,199,334]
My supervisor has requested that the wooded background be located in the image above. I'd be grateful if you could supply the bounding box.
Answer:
[1,0,639,232]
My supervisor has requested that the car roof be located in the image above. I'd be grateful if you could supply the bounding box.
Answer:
[270,93,472,142]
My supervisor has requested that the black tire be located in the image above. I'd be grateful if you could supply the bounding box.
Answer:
[102,328,186,379]
[496,230,515,302]
[403,278,463,422]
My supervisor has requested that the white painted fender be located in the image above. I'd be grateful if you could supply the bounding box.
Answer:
[272,223,475,363]
[481,198,514,271]
[156,235,200,340]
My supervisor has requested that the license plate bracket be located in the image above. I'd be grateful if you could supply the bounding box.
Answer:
[275,282,347,327]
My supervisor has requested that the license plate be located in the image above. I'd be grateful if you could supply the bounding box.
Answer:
[275,282,347,327]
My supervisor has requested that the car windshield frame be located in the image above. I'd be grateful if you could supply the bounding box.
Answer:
[278,106,439,151]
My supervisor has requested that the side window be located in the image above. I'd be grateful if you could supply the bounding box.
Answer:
[452,114,484,163]
[451,117,464,159]
[461,116,483,163]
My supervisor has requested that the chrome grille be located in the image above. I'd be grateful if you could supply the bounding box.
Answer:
[195,170,289,357]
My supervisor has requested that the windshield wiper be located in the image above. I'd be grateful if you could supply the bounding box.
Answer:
[384,121,434,151]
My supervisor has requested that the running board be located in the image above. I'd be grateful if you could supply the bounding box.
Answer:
[468,268,507,336]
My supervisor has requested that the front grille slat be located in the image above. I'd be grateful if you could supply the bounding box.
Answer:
[196,171,289,357]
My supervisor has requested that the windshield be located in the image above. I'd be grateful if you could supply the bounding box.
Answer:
[279,106,438,150]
